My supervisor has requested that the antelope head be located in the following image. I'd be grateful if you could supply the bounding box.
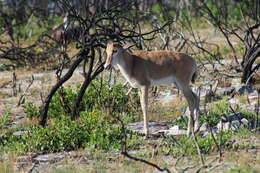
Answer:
[104,42,134,70]
[104,42,123,70]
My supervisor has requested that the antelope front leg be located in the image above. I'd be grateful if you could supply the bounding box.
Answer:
[194,108,200,133]
[193,93,200,133]
[187,113,195,136]
[140,86,149,137]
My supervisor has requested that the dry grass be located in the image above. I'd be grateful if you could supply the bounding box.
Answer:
[223,150,260,173]
[149,94,185,122]
[0,154,19,173]
[0,162,16,173]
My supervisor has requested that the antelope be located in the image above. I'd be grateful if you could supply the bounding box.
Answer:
[104,42,200,137]
[51,13,82,44]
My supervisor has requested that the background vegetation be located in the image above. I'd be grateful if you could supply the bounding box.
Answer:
[0,0,259,172]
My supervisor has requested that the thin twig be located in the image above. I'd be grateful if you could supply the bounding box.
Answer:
[17,75,35,106]
[122,151,171,173]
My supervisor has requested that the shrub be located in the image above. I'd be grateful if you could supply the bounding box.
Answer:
[5,80,141,153]
[163,130,233,157]
[23,79,140,120]
[0,109,11,130]
[25,111,121,152]
[22,101,39,119]
[0,110,123,153]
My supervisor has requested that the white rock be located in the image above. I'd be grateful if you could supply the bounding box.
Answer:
[217,121,230,131]
[231,78,241,88]
[231,120,240,130]
[13,131,27,136]
[241,118,248,127]
[223,122,231,131]
[169,125,180,131]
[167,129,187,136]
[228,98,240,105]
[33,153,64,163]
[217,121,223,130]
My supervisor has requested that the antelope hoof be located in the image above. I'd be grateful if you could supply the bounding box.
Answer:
[187,130,192,136]
[144,130,150,139]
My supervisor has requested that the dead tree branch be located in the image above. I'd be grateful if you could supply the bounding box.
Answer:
[39,0,172,126]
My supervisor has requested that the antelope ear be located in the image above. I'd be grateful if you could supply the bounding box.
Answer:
[117,41,124,47]
[107,40,114,46]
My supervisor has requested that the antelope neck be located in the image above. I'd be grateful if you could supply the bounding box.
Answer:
[116,50,137,87]
[116,51,133,75]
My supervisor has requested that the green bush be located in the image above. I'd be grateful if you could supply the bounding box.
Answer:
[23,80,139,120]
[22,101,39,119]
[47,80,139,119]
[26,111,121,152]
[165,97,258,132]
[0,109,11,130]
[0,110,122,153]
[4,80,140,153]
[163,130,233,157]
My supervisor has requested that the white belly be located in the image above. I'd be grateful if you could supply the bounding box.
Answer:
[150,76,175,86]
[117,64,175,88]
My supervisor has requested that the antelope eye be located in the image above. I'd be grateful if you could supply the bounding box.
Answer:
[112,49,117,53]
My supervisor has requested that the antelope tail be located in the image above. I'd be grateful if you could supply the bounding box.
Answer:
[191,71,197,83]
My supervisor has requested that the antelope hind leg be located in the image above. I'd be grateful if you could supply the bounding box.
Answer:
[180,86,199,136]
[139,86,149,137]
[193,92,200,133]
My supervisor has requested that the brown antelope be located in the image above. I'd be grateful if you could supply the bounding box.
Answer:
[104,42,200,137]
[51,13,82,44]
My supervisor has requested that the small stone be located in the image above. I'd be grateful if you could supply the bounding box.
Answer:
[33,153,64,164]
[169,125,180,131]
[228,98,240,105]
[223,122,231,131]
[13,131,27,136]
[217,121,222,130]
[167,129,187,136]
[199,106,206,113]
[126,121,169,135]
[240,118,248,127]
[14,115,24,120]
[248,95,258,100]
[217,121,230,131]
[160,125,187,136]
